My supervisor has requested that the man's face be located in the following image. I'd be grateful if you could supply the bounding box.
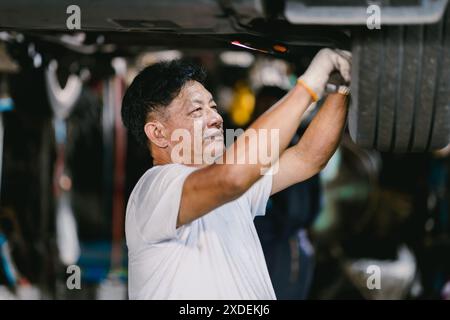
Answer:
[159,80,224,165]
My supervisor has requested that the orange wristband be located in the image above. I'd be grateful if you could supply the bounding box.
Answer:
[297,79,319,102]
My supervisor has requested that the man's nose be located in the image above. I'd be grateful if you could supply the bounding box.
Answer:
[207,108,223,129]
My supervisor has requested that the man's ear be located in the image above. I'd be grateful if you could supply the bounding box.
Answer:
[144,121,169,148]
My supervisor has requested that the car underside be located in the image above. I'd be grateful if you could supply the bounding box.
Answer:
[0,0,449,152]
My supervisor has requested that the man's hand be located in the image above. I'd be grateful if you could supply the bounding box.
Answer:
[298,48,352,101]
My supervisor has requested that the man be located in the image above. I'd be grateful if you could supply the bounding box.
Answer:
[121,48,351,299]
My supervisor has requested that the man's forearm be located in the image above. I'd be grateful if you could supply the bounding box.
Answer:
[294,93,349,168]
[220,48,352,191]
[242,84,312,161]
[219,84,313,189]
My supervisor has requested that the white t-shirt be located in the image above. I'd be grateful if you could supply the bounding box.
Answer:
[125,163,276,300]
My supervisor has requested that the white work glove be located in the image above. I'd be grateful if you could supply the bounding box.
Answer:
[298,48,352,101]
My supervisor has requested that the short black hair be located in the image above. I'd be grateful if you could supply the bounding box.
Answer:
[121,59,207,146]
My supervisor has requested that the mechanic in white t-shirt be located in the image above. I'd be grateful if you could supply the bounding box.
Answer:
[121,49,352,300]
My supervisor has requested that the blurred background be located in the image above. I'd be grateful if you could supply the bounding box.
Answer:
[0,40,449,300]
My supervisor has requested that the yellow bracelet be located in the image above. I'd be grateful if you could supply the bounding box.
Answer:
[297,78,318,102]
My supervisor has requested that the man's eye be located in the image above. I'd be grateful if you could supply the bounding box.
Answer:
[191,107,202,115]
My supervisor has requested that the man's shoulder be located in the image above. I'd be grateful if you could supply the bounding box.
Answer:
[140,163,193,178]
[131,163,197,199]
[146,163,197,179]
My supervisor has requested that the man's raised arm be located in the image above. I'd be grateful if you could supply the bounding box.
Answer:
[178,49,351,227]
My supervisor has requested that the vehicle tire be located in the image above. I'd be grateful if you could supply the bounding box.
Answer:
[348,8,450,152]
